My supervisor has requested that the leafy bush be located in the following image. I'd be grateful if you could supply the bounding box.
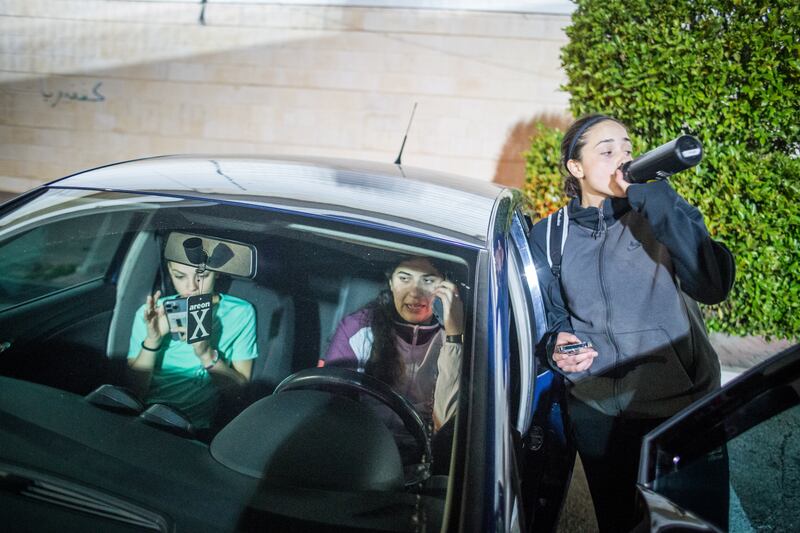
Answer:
[521,123,564,220]
[523,0,800,339]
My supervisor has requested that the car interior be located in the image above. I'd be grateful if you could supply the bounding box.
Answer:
[0,189,477,530]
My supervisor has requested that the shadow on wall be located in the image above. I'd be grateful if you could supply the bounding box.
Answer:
[492,113,570,189]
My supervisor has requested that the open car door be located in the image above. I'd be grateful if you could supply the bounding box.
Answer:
[635,343,800,532]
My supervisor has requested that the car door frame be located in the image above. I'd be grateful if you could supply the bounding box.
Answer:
[453,191,574,532]
[507,205,574,532]
[450,190,519,532]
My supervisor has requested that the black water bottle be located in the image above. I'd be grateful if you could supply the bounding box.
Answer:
[621,134,703,183]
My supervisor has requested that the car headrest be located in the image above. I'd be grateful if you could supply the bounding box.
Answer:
[330,276,384,334]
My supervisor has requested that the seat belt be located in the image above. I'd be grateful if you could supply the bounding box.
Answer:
[545,206,569,279]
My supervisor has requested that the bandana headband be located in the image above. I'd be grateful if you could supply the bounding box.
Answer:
[566,115,610,163]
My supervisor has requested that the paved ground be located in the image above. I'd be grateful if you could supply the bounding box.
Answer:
[709,332,794,370]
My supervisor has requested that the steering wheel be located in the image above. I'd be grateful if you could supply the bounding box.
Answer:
[274,367,432,487]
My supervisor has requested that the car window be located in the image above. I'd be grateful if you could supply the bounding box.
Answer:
[0,187,480,532]
[650,383,800,532]
[0,210,132,311]
[725,403,799,531]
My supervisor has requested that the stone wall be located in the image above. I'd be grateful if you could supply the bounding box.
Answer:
[0,1,571,193]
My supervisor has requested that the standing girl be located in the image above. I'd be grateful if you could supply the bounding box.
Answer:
[529,114,735,531]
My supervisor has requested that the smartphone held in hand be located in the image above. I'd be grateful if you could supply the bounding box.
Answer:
[164,298,188,341]
[557,341,592,354]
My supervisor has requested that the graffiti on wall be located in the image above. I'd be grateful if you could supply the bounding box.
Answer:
[41,81,105,108]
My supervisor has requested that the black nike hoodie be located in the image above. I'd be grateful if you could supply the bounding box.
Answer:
[530,180,735,417]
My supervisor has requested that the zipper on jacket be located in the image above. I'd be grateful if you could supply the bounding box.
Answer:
[406,324,421,397]
[597,213,623,413]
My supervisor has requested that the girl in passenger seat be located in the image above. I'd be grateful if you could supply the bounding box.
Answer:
[321,256,463,465]
[127,260,258,430]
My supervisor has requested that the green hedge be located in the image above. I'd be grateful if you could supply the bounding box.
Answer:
[523,0,800,339]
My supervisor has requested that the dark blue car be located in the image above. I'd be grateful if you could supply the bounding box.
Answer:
[0,156,796,532]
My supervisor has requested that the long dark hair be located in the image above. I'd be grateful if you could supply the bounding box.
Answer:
[560,113,626,198]
[364,289,404,386]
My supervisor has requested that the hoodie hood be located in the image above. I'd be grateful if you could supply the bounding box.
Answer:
[568,196,631,238]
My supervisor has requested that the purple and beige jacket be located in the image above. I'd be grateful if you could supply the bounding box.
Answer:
[324,308,461,427]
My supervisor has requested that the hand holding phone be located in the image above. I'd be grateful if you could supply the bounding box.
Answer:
[553,332,597,374]
[431,277,464,337]
[143,290,170,341]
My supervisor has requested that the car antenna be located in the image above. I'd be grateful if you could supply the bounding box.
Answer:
[394,102,418,166]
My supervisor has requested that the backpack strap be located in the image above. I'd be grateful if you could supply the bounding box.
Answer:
[545,206,569,278]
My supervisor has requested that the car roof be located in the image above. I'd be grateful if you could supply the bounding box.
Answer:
[49,155,507,246]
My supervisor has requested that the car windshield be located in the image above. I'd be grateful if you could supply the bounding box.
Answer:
[0,188,478,532]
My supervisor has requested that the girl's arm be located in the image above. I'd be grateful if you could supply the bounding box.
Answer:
[433,340,461,431]
[626,180,735,304]
[192,342,250,385]
[127,291,168,394]
[528,218,581,370]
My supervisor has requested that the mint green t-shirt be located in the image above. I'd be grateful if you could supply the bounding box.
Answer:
[128,293,258,428]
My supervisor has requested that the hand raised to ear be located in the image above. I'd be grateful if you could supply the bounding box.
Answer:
[433,280,464,336]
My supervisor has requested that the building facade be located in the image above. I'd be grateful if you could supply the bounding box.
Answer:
[0,1,572,193]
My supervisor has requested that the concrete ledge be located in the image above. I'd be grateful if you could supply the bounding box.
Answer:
[711,332,794,371]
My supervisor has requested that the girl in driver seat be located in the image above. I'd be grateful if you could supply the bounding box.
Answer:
[321,256,464,463]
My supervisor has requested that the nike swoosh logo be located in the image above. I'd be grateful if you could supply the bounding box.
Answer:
[627,240,642,251]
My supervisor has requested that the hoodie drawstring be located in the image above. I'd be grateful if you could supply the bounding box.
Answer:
[591,207,607,239]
